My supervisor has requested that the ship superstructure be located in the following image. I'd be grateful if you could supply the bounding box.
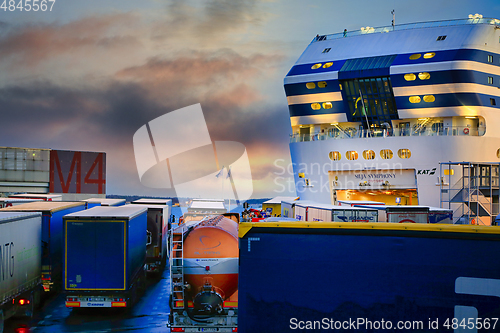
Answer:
[285,17,500,224]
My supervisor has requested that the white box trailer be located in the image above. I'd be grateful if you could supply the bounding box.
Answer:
[0,212,43,327]
[337,200,385,207]
[8,194,62,201]
[294,201,379,222]
[0,198,43,208]
[354,205,431,223]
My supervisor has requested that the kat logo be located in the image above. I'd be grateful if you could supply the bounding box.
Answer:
[133,104,253,203]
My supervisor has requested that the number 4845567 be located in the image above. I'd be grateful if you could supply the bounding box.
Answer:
[1,0,56,11]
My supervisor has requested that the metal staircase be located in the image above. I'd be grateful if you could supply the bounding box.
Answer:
[440,162,500,225]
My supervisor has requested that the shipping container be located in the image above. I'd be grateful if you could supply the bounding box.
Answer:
[128,201,172,274]
[0,212,43,327]
[0,198,43,208]
[8,194,62,201]
[82,198,126,209]
[238,222,500,333]
[0,201,86,292]
[63,206,147,308]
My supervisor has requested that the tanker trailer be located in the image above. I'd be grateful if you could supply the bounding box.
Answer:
[168,215,238,332]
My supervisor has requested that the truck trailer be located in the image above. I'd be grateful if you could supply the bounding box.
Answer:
[169,214,238,332]
[63,206,147,308]
[0,201,86,292]
[127,201,172,274]
[239,222,500,332]
[82,198,126,209]
[0,212,43,330]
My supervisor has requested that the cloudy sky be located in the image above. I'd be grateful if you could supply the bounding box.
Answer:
[1,0,499,199]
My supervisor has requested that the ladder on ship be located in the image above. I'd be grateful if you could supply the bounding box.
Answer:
[170,226,186,310]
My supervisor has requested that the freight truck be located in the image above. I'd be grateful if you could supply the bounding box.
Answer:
[168,215,238,332]
[239,222,500,332]
[0,201,86,292]
[129,201,172,274]
[63,206,147,308]
[0,212,43,331]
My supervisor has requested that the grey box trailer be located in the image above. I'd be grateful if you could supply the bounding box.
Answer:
[0,212,43,328]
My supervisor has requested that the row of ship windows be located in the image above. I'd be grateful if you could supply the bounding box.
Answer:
[409,95,435,103]
[409,52,435,60]
[329,149,411,161]
[310,52,437,70]
[311,102,333,110]
[308,96,496,108]
[311,53,496,71]
[308,95,435,109]
[404,72,431,81]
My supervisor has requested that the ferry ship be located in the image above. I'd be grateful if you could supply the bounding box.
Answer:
[284,15,500,224]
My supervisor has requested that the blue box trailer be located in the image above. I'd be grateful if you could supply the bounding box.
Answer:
[0,201,86,292]
[238,222,500,333]
[63,206,147,308]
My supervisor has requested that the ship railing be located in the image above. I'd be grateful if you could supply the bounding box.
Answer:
[311,17,500,43]
[290,126,486,143]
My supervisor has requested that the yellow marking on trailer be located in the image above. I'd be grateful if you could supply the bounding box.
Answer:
[238,222,500,238]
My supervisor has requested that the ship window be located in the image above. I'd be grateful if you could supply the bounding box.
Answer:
[363,150,375,160]
[346,151,358,160]
[339,83,342,90]
[323,62,333,69]
[318,81,327,88]
[488,76,493,85]
[398,149,411,159]
[311,63,322,69]
[306,82,316,89]
[322,48,331,53]
[409,54,421,60]
[491,98,497,106]
[444,169,454,176]
[423,95,435,103]
[436,35,447,41]
[418,72,431,80]
[380,149,393,159]
[329,151,341,161]
[488,55,493,63]
[409,96,421,103]
[404,73,416,81]
[322,102,333,109]
[423,52,435,59]
[340,76,398,129]
[311,103,321,110]
[497,149,500,159]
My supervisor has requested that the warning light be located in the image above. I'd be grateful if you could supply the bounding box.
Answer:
[205,266,210,271]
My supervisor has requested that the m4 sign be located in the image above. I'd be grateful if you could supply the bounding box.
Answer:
[50,150,106,194]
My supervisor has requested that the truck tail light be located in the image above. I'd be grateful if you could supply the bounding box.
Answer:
[18,299,29,305]
[232,328,238,332]
[171,328,185,332]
